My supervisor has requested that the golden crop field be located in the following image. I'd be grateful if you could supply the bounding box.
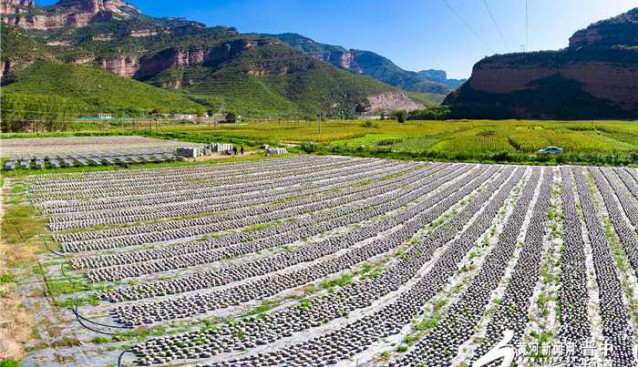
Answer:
[2,119,636,163]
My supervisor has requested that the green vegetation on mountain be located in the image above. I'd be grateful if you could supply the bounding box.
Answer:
[2,20,411,118]
[570,7,638,48]
[405,92,446,106]
[264,33,455,95]
[0,25,49,64]
[2,61,206,113]
[267,32,347,54]
[174,43,395,116]
[47,20,237,60]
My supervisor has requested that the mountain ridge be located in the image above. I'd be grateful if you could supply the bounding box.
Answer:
[262,32,466,94]
[444,7,638,119]
[1,0,437,115]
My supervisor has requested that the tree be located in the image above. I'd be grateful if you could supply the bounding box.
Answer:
[225,112,237,123]
[1,93,26,132]
[1,93,73,132]
[394,110,407,123]
[40,96,69,131]
[407,106,452,120]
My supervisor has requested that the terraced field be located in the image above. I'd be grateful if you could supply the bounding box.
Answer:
[12,156,638,367]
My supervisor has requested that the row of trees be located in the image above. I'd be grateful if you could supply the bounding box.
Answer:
[390,106,453,123]
[1,93,76,132]
[0,93,243,132]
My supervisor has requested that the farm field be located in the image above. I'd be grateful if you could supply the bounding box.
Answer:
[2,119,636,165]
[0,136,202,157]
[3,155,638,367]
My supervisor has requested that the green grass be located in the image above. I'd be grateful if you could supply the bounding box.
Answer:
[247,299,281,316]
[396,345,409,353]
[319,274,355,289]
[1,202,46,246]
[414,317,439,330]
[116,325,166,341]
[0,273,16,283]
[2,61,207,113]
[0,359,20,367]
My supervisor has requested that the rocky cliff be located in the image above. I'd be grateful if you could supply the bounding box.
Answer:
[569,8,638,48]
[445,7,638,119]
[1,0,139,29]
[1,1,423,115]
[367,92,424,112]
[134,38,280,81]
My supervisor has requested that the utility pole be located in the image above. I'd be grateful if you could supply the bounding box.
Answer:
[318,113,322,135]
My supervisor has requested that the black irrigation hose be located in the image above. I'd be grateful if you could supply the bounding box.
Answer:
[63,265,133,329]
[74,305,133,330]
[44,238,65,256]
[61,265,133,330]
[72,307,117,336]
[118,347,134,367]
[71,307,135,367]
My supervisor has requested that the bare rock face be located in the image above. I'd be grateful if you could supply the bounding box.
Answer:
[467,55,637,112]
[1,0,35,26]
[561,61,638,112]
[468,55,557,94]
[568,28,603,48]
[1,0,34,16]
[367,92,424,112]
[308,51,354,70]
[1,0,140,29]
[134,38,280,82]
[99,56,140,77]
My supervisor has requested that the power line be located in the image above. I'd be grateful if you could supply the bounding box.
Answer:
[525,0,529,52]
[482,0,508,50]
[440,0,494,54]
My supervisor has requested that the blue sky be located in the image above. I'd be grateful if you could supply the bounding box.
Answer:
[40,0,637,78]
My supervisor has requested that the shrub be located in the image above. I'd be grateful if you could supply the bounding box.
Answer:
[362,120,379,128]
[394,110,407,123]
[224,112,238,123]
[300,142,320,153]
[492,151,512,162]
[0,359,20,367]
[396,345,409,352]
[0,273,15,283]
